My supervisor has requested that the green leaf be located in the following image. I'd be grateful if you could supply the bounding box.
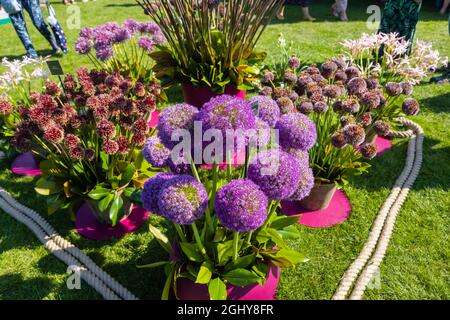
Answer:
[224,254,255,273]
[223,268,261,287]
[269,215,300,230]
[35,177,62,196]
[179,242,203,263]
[278,225,302,240]
[162,263,175,300]
[109,194,123,227]
[137,261,169,269]
[266,228,287,248]
[196,261,213,284]
[208,278,227,300]
[149,224,174,256]
[87,185,110,200]
[120,163,135,186]
[98,193,114,212]
[217,240,234,266]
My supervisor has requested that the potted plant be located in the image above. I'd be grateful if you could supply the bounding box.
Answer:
[137,0,282,108]
[11,67,162,228]
[138,95,314,300]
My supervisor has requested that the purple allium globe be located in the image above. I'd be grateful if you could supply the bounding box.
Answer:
[365,76,379,90]
[248,149,301,200]
[275,113,317,151]
[289,90,299,103]
[313,101,329,114]
[360,143,378,159]
[323,84,342,99]
[345,66,360,80]
[248,118,271,147]
[157,103,198,148]
[249,95,280,128]
[157,175,208,225]
[402,98,420,115]
[347,77,367,97]
[277,96,294,114]
[373,120,391,136]
[214,179,269,232]
[342,98,361,114]
[262,71,275,84]
[283,71,297,85]
[143,136,171,167]
[259,86,273,97]
[401,82,413,96]
[142,173,176,215]
[285,148,310,167]
[360,90,381,109]
[287,166,314,202]
[334,70,348,82]
[385,82,403,96]
[331,130,347,148]
[340,115,356,127]
[288,56,301,69]
[321,61,338,79]
[343,124,366,146]
[297,100,314,114]
[358,112,373,128]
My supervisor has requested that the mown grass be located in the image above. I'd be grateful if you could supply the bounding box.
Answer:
[0,0,449,300]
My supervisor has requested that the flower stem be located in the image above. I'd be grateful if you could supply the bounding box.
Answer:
[191,222,209,260]
[174,224,187,243]
[233,232,240,262]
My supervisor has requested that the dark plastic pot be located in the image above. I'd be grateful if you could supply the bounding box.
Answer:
[181,83,246,108]
[299,182,337,211]
[175,264,280,300]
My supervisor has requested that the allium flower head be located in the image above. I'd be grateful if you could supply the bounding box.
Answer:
[75,37,92,55]
[334,70,348,82]
[323,84,343,99]
[132,118,149,135]
[332,100,344,112]
[340,115,355,127]
[157,175,208,225]
[283,71,297,85]
[262,71,275,83]
[288,56,301,69]
[249,95,280,128]
[343,124,365,146]
[248,149,301,200]
[373,120,391,136]
[285,148,309,167]
[345,66,360,80]
[360,143,378,159]
[44,126,64,143]
[295,75,313,94]
[275,113,317,151]
[215,179,269,232]
[306,65,320,75]
[69,147,84,161]
[360,90,381,109]
[85,149,95,161]
[342,98,361,114]
[402,98,420,115]
[157,103,198,148]
[132,133,146,146]
[64,134,81,149]
[365,76,379,90]
[103,140,119,155]
[137,36,155,52]
[117,136,130,155]
[45,81,61,96]
[287,166,314,202]
[321,61,338,79]
[331,130,347,148]
[248,118,271,147]
[313,101,329,114]
[347,77,367,97]
[358,112,373,127]
[141,173,177,215]
[0,98,13,115]
[297,100,314,114]
[259,86,273,97]
[277,96,294,114]
[143,135,171,168]
[289,90,299,102]
[97,119,116,139]
[96,45,114,61]
[401,82,413,96]
[385,82,403,96]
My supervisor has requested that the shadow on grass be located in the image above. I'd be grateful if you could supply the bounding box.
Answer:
[419,91,450,114]
[0,274,54,300]
[0,49,57,61]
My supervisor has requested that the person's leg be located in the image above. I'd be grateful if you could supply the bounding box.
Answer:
[21,0,60,51]
[336,0,348,21]
[440,0,450,14]
[300,0,315,21]
[276,3,285,20]
[8,12,38,58]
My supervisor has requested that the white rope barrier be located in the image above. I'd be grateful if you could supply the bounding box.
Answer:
[0,188,138,300]
[333,118,423,300]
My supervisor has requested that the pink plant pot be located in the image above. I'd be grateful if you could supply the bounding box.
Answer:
[176,264,280,300]
[148,110,160,128]
[11,152,42,176]
[374,135,393,156]
[75,202,150,241]
[181,83,246,109]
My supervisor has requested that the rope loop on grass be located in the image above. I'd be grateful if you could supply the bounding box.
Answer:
[333,117,423,300]
[0,188,138,300]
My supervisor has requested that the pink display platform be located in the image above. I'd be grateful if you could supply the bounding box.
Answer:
[375,136,393,156]
[75,203,150,240]
[148,111,160,128]
[181,83,246,109]
[11,152,42,176]
[281,190,352,228]
[200,149,246,170]
[176,264,280,300]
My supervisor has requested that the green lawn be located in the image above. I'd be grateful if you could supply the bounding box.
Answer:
[0,0,449,300]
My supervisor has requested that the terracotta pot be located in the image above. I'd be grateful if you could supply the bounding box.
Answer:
[176,264,280,300]
[86,198,133,226]
[181,83,246,108]
[299,182,337,211]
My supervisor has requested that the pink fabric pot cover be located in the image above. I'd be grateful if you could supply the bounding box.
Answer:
[148,110,160,128]
[11,152,42,176]
[181,83,246,109]
[176,264,280,300]
[75,202,150,240]
[374,136,393,156]
[281,189,352,228]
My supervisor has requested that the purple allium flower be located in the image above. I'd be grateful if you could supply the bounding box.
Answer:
[249,95,280,128]
[331,130,347,148]
[259,86,273,97]
[342,98,361,114]
[45,81,61,96]
[297,100,314,114]
[385,82,403,96]
[143,135,171,167]
[343,124,365,146]
[141,173,177,214]
[134,81,146,97]
[157,103,198,148]
[75,37,92,55]
[283,71,297,85]
[323,84,342,99]
[114,27,131,43]
[167,150,192,174]
[157,175,208,225]
[347,77,368,97]
[0,99,13,115]
[85,149,95,161]
[117,136,130,155]
[306,65,321,75]
[103,140,119,155]
[79,27,94,40]
[198,95,256,150]
[373,120,391,136]
[68,147,84,161]
[133,118,149,135]
[345,66,360,80]
[289,90,299,102]
[44,126,64,143]
[340,114,356,127]
[285,148,310,167]
[124,19,141,35]
[214,179,269,232]
[401,82,413,96]
[295,74,313,94]
[248,118,271,147]
[358,112,373,127]
[334,70,348,82]
[96,45,114,61]
[365,76,379,90]
[321,61,338,79]
[137,36,155,52]
[313,101,329,114]
[273,87,288,99]
[306,83,322,97]
[275,113,317,151]
[360,142,378,159]
[310,73,326,83]
[64,134,81,149]
[139,21,161,34]
[287,166,314,201]
[97,119,116,139]
[288,56,301,69]
[132,133,146,146]
[360,90,381,109]
[277,96,294,114]
[248,149,301,200]
[262,71,275,84]
[402,98,420,115]
[331,57,347,70]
